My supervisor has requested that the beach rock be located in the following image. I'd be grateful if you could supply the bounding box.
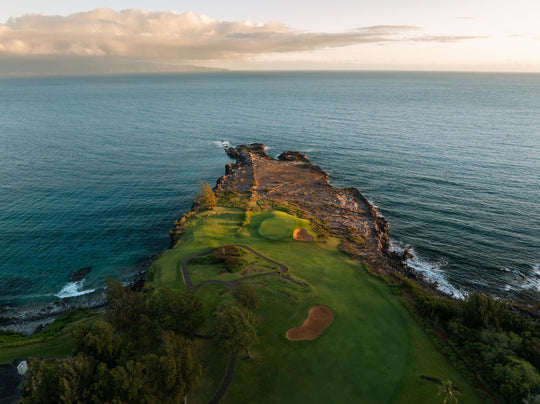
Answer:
[69,266,92,282]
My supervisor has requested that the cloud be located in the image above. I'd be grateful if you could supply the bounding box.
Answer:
[0,8,486,60]
[411,35,488,43]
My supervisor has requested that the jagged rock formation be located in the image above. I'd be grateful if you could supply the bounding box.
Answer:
[215,144,393,269]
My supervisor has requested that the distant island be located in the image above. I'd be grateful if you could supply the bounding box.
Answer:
[1,144,538,403]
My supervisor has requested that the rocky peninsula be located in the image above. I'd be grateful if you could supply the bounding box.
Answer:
[215,143,421,284]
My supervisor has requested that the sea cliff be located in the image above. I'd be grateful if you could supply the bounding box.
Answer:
[214,143,427,287]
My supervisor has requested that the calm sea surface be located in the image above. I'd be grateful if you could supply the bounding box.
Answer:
[1,72,539,312]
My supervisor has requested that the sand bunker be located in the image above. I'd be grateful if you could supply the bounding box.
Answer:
[286,305,334,341]
[293,228,314,241]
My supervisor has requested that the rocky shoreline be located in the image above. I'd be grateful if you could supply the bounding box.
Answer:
[216,143,442,294]
[0,269,147,336]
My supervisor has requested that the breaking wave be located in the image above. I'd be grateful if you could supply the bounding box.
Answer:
[390,239,466,299]
[56,280,95,299]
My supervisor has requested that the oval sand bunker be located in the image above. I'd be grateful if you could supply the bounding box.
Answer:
[286,305,334,341]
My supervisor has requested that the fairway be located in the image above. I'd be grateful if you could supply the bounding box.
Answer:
[149,207,485,404]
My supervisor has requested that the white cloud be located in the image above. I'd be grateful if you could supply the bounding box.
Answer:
[0,8,485,60]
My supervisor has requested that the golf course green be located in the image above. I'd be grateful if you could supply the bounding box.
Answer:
[149,207,486,403]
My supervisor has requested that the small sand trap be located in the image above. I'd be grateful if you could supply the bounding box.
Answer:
[293,228,314,241]
[286,305,334,341]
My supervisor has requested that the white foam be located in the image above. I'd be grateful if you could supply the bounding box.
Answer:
[56,280,95,299]
[212,140,230,148]
[520,264,540,292]
[390,239,466,299]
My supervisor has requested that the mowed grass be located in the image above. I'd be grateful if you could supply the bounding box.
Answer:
[250,210,316,241]
[153,207,486,403]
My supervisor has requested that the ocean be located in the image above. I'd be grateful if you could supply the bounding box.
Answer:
[1,71,539,319]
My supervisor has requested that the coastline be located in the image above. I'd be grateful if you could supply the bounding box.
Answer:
[2,142,534,335]
[216,144,445,292]
[0,143,449,335]
[0,269,147,336]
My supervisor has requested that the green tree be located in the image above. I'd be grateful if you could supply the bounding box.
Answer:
[462,292,508,330]
[105,277,147,332]
[196,180,217,210]
[213,302,258,355]
[20,360,62,404]
[493,356,540,403]
[150,288,204,339]
[73,321,122,367]
[141,332,203,403]
[233,282,258,310]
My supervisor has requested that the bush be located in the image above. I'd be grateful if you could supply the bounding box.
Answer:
[225,257,248,273]
[348,235,364,244]
[195,180,217,210]
[312,218,330,241]
[462,292,509,330]
[493,356,540,402]
[233,283,258,310]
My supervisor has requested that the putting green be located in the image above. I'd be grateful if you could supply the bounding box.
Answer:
[258,212,297,240]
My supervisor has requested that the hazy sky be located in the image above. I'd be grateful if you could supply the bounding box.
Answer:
[1,0,539,74]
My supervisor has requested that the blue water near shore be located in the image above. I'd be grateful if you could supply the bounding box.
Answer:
[1,72,539,312]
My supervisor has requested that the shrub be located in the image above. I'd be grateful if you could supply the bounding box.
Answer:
[348,235,364,244]
[225,257,248,273]
[462,292,509,330]
[233,282,258,310]
[195,180,217,210]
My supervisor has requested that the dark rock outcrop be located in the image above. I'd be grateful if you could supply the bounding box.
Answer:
[69,266,92,282]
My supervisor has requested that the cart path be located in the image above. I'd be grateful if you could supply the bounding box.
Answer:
[180,244,295,291]
[207,353,238,404]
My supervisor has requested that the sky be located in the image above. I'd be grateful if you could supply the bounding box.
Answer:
[1,0,539,75]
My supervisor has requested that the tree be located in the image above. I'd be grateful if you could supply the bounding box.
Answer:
[213,302,258,355]
[20,360,62,404]
[105,277,147,332]
[141,332,203,403]
[493,356,540,403]
[23,326,202,403]
[150,288,205,339]
[437,380,461,403]
[196,180,217,211]
[232,282,258,310]
[73,321,122,367]
[462,292,508,330]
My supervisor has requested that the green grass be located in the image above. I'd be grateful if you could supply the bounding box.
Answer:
[0,311,102,364]
[258,213,297,240]
[163,207,488,404]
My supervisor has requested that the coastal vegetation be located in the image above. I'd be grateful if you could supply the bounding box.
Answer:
[395,276,540,403]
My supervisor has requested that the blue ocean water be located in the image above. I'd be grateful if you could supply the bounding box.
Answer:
[1,72,539,312]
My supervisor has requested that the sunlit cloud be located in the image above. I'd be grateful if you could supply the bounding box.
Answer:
[0,8,486,60]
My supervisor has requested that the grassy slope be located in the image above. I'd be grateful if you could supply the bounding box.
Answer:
[151,208,487,404]
[0,312,102,364]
